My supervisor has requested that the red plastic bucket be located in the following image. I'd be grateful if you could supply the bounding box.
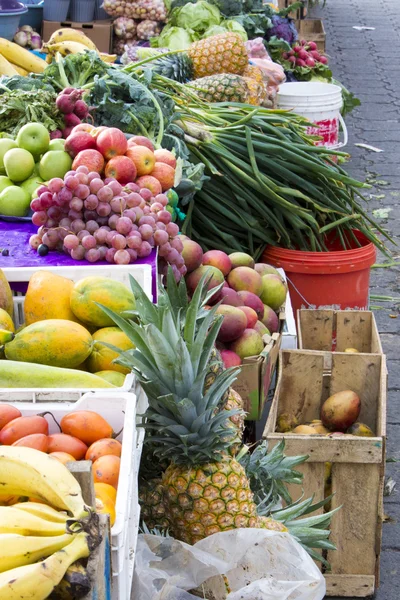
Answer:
[262,231,376,316]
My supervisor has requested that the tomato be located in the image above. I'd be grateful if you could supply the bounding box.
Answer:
[0,405,22,430]
[47,433,87,460]
[60,411,114,446]
[85,438,122,462]
[93,482,117,503]
[49,452,77,465]
[12,433,49,452]
[93,455,120,489]
[0,416,48,445]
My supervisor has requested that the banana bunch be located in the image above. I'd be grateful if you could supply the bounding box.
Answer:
[0,38,46,76]
[42,28,117,64]
[0,446,99,599]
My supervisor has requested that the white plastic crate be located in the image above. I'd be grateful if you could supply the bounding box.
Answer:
[5,391,138,597]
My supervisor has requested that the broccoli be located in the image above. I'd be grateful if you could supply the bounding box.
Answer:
[42,51,109,91]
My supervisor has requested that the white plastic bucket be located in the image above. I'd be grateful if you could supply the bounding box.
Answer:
[277,82,348,150]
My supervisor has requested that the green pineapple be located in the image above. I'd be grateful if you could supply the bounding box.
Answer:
[149,53,194,83]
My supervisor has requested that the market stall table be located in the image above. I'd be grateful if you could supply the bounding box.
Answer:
[0,221,158,300]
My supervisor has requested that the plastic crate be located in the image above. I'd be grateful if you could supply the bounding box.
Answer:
[5,391,138,597]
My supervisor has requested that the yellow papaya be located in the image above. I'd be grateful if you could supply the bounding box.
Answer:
[87,327,134,374]
[0,361,115,388]
[95,371,126,386]
[0,308,14,333]
[5,319,93,368]
[0,270,13,317]
[70,277,136,328]
[24,271,82,326]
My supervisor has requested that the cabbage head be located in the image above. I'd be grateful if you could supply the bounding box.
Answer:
[203,25,228,37]
[171,1,222,34]
[156,26,197,50]
[221,19,248,40]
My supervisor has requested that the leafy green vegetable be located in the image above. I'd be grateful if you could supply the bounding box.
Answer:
[152,25,197,50]
[232,12,271,38]
[203,24,228,37]
[42,51,108,90]
[169,0,222,34]
[221,19,248,39]
[0,88,63,136]
[0,75,55,93]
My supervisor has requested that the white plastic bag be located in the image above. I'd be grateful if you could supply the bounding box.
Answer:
[133,529,326,600]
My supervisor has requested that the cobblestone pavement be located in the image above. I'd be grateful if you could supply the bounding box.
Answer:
[310,0,400,597]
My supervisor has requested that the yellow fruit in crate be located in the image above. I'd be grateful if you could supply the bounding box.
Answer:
[94,492,116,526]
[4,319,93,368]
[0,269,13,317]
[94,370,126,386]
[0,361,115,388]
[24,271,82,326]
[70,277,136,328]
[0,308,15,333]
[344,348,359,353]
[87,327,134,375]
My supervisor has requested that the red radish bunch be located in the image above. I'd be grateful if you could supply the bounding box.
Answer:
[53,88,91,140]
[283,40,328,69]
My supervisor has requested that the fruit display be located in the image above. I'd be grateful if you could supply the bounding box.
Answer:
[13,26,42,51]
[41,28,116,65]
[276,390,375,437]
[0,270,139,388]
[180,241,286,363]
[0,37,46,76]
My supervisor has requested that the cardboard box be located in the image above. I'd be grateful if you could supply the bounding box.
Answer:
[42,19,113,53]
[294,18,326,52]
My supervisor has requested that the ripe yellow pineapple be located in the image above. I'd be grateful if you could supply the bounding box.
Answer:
[187,32,249,79]
[189,74,265,105]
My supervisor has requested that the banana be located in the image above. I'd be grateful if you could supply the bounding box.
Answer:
[48,28,99,52]
[0,446,87,519]
[0,532,89,600]
[0,329,14,344]
[99,52,117,63]
[12,502,69,524]
[50,562,91,600]
[0,506,67,536]
[0,38,46,73]
[0,53,19,77]
[10,63,28,76]
[46,41,94,57]
[0,533,75,573]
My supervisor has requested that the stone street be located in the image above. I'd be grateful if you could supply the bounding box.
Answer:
[311,0,400,597]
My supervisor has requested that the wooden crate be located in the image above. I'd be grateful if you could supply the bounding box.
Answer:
[294,18,326,52]
[297,309,383,371]
[263,350,386,597]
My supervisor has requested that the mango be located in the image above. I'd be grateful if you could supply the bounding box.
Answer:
[24,271,81,326]
[347,422,374,437]
[86,327,134,374]
[5,319,93,369]
[95,370,127,386]
[321,390,361,431]
[0,270,13,317]
[0,361,115,388]
[70,277,136,328]
[0,307,14,333]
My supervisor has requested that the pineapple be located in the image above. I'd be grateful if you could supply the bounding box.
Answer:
[148,53,194,83]
[139,478,170,531]
[187,32,248,79]
[189,74,264,105]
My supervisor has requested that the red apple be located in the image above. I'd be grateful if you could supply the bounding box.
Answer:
[126,145,156,176]
[150,162,175,192]
[154,148,177,169]
[104,156,137,184]
[136,175,162,196]
[72,149,105,174]
[64,132,96,158]
[91,126,108,140]
[129,136,154,151]
[71,123,95,134]
[96,127,128,160]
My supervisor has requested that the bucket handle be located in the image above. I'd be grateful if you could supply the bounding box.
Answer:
[335,114,348,149]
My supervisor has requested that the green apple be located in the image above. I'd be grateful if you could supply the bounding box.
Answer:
[0,185,30,217]
[3,148,35,183]
[20,175,44,200]
[16,123,50,161]
[39,150,72,180]
[0,176,13,194]
[0,139,17,175]
[49,139,65,151]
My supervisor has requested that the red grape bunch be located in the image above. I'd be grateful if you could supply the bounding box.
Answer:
[29,166,186,281]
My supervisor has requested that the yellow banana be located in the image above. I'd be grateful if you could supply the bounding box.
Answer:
[0,506,67,536]
[12,502,69,524]
[0,329,14,344]
[0,533,75,573]
[0,532,89,600]
[46,41,93,57]
[0,53,19,76]
[0,38,46,73]
[10,63,28,76]
[99,52,117,63]
[48,28,99,52]
[0,446,87,519]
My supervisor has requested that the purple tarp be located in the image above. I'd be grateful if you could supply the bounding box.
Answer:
[0,221,158,300]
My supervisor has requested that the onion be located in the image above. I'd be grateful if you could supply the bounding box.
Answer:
[30,33,42,49]
[13,30,29,47]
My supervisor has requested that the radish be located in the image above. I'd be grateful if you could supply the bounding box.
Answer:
[310,50,321,60]
[288,49,295,56]
[301,39,307,45]
[308,41,317,50]
[298,49,308,60]
[296,58,306,67]
[288,56,296,64]
[282,52,289,59]
[293,46,302,53]
[305,57,316,67]
[319,56,328,64]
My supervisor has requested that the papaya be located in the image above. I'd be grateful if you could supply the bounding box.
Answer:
[0,361,115,388]
[87,327,134,374]
[70,277,136,328]
[24,271,82,326]
[94,371,126,386]
[0,270,13,318]
[0,308,14,333]
[5,319,93,368]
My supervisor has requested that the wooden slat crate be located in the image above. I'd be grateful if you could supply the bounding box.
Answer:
[263,349,386,597]
[294,18,326,52]
[297,309,383,372]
